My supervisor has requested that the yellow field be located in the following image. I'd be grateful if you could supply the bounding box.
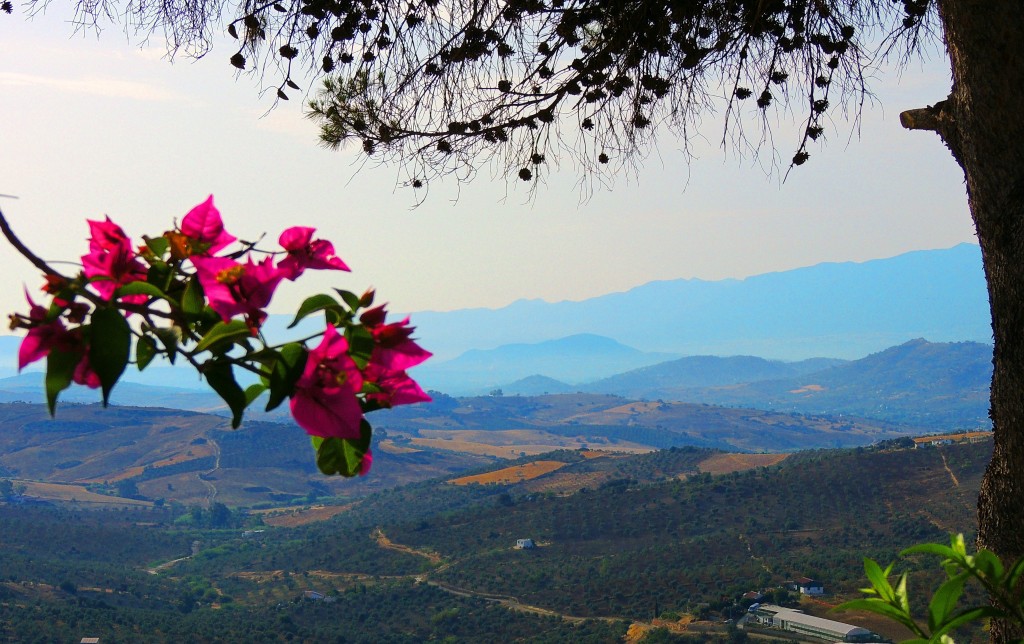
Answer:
[697,453,789,475]
[449,460,568,485]
[377,440,422,454]
[15,480,152,506]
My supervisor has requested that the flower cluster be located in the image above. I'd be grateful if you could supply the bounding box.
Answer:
[6,196,430,477]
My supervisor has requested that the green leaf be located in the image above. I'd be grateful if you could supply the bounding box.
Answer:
[153,327,180,364]
[147,261,171,290]
[314,419,372,477]
[267,343,307,411]
[45,348,79,416]
[89,307,131,405]
[932,606,1003,640]
[895,572,910,614]
[136,336,158,371]
[903,543,958,560]
[195,320,251,353]
[972,549,1005,582]
[835,598,920,635]
[864,558,896,603]
[144,235,170,257]
[1005,556,1024,591]
[335,289,362,311]
[114,281,167,300]
[182,276,206,316]
[927,572,969,633]
[950,533,967,557]
[204,361,247,428]
[244,383,268,406]
[288,293,342,329]
[346,324,375,368]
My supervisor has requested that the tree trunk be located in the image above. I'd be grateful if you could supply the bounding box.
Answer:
[922,2,1024,641]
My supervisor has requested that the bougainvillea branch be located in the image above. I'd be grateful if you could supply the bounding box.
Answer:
[1,197,431,477]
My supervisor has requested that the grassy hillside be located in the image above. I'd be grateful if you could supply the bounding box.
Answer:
[0,403,493,508]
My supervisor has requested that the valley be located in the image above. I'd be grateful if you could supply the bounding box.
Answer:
[0,400,992,642]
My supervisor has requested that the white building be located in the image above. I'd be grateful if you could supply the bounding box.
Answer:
[792,576,825,595]
[515,538,535,549]
[748,604,880,642]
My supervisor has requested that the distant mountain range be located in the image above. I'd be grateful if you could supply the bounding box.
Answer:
[412,333,678,393]
[0,243,990,381]
[410,243,990,361]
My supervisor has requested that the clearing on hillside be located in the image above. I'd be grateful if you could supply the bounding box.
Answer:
[697,453,789,475]
[449,460,568,485]
[259,504,355,527]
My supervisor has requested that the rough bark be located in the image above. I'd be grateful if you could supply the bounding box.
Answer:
[915,2,1024,641]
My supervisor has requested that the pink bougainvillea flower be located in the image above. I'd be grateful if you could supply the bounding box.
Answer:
[72,352,101,389]
[82,218,148,301]
[18,295,68,370]
[364,363,432,408]
[357,450,373,476]
[359,305,432,371]
[17,293,98,388]
[180,195,236,255]
[87,217,130,252]
[191,256,284,326]
[277,226,350,280]
[290,324,365,439]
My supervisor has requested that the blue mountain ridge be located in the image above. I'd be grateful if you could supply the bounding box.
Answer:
[409,243,990,361]
[0,244,990,395]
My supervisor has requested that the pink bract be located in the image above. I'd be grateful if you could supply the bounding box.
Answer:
[72,353,101,389]
[181,195,236,255]
[82,218,148,301]
[88,217,130,251]
[290,324,365,439]
[191,256,284,325]
[277,226,350,280]
[360,305,432,371]
[365,363,432,407]
[17,294,98,389]
[358,450,373,476]
[19,318,67,370]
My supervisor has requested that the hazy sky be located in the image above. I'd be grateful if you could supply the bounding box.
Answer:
[1,9,978,320]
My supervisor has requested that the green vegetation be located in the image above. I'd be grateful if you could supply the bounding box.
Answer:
[0,438,991,641]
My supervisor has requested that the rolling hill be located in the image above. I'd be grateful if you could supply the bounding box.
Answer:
[599,339,992,429]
